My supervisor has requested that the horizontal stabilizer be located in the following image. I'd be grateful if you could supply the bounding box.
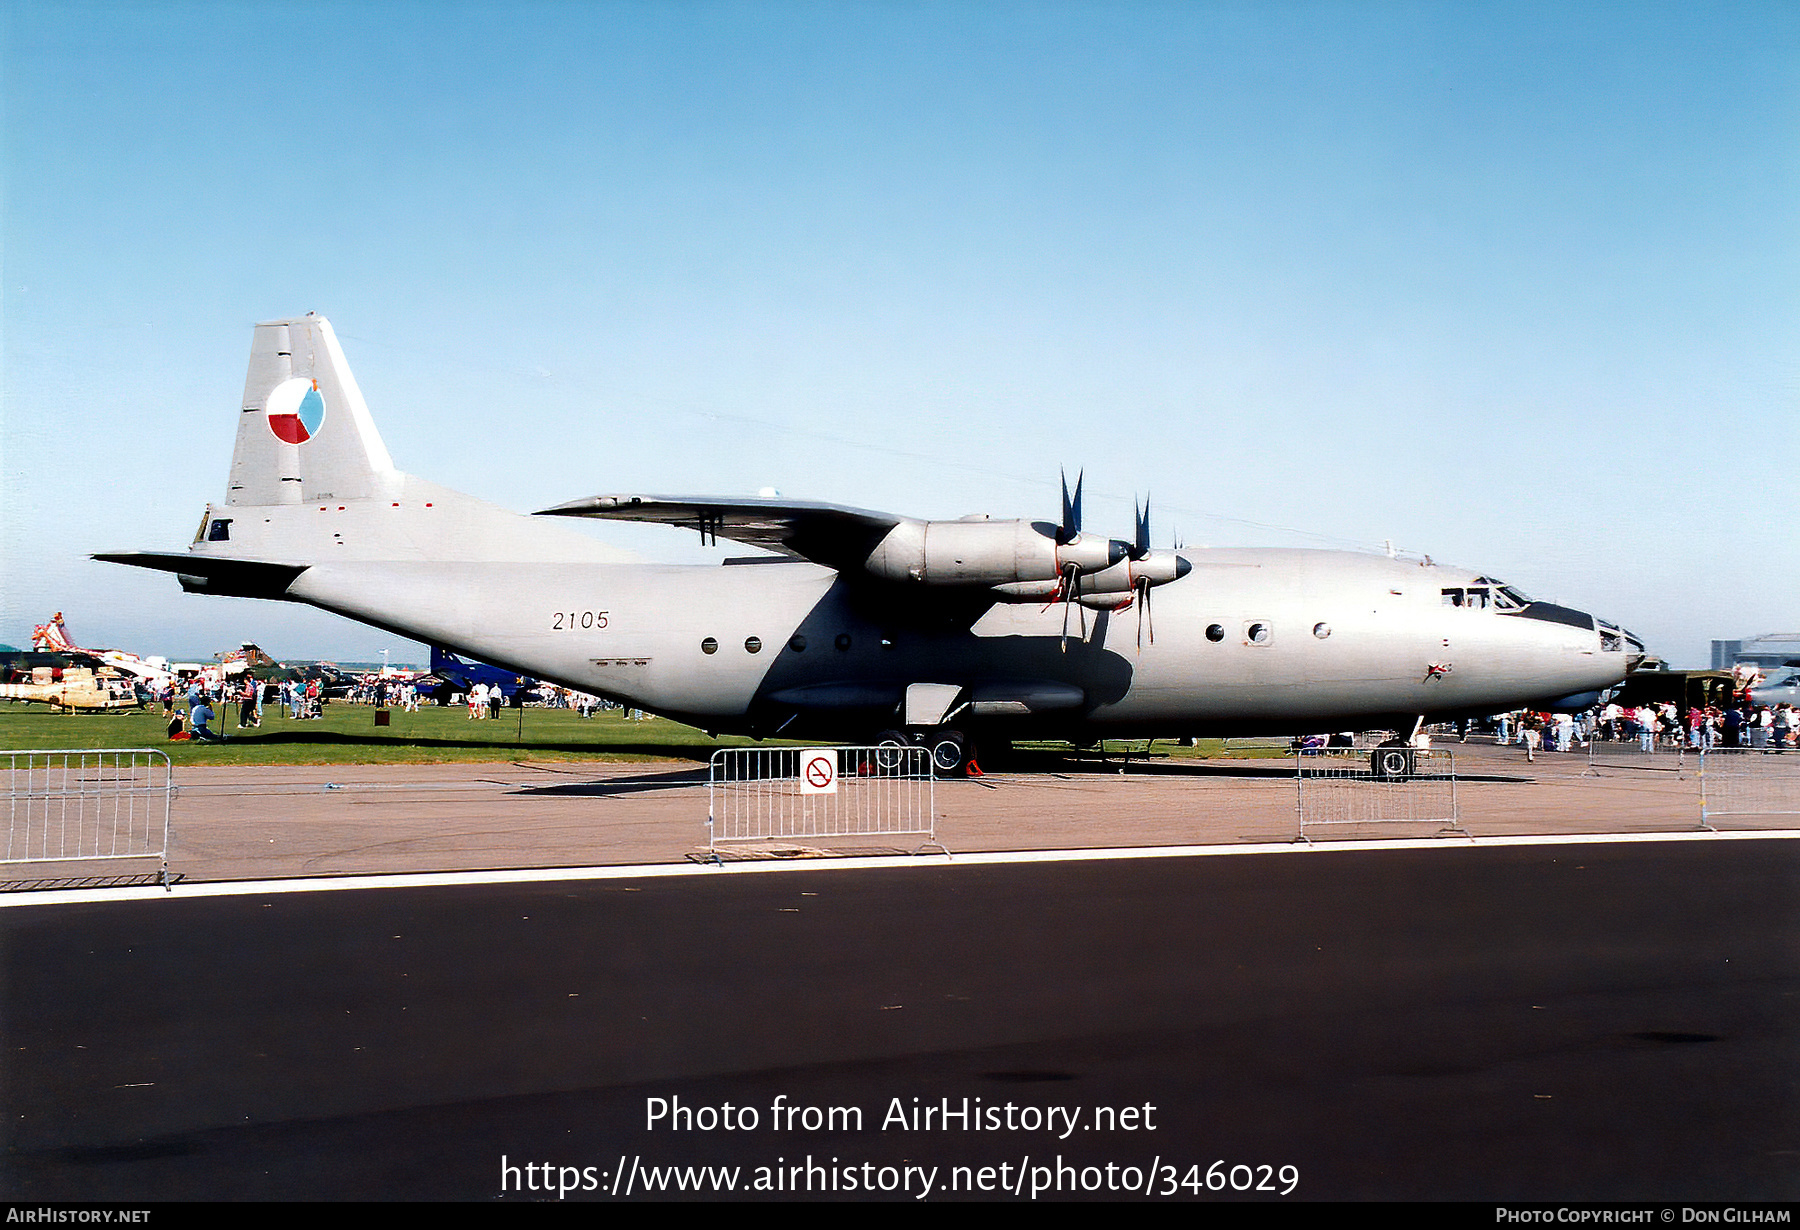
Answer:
[95,552,308,599]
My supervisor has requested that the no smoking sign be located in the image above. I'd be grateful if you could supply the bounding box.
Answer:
[799,749,838,794]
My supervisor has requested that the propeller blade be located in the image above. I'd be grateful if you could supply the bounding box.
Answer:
[1059,468,1084,541]
[1060,565,1074,651]
[1056,562,1093,652]
[1133,496,1151,559]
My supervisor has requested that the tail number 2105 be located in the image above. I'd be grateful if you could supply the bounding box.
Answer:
[552,611,609,631]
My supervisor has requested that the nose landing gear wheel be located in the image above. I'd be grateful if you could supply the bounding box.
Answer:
[1370,745,1416,780]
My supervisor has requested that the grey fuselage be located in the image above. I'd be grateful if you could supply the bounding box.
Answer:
[192,495,1627,741]
[1749,671,1800,710]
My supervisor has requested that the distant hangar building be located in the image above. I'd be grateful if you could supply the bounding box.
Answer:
[1712,632,1800,671]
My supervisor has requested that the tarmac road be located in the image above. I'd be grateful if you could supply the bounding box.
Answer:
[3,833,1796,1201]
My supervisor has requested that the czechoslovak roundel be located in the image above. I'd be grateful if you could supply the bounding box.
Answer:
[266,377,327,444]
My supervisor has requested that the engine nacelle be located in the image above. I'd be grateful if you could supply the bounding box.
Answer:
[864,518,1125,586]
[1069,550,1192,596]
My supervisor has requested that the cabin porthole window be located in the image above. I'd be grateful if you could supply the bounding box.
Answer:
[700,637,718,655]
[744,636,763,654]
[787,635,806,653]
[835,634,852,651]
[1205,624,1225,643]
[1313,622,1331,639]
[1246,622,1272,645]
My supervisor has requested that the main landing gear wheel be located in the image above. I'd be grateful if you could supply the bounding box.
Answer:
[928,730,970,778]
[872,729,911,774]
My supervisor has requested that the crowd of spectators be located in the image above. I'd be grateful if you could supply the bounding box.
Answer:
[158,672,630,743]
[1484,699,1797,760]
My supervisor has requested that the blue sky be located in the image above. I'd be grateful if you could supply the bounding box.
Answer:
[3,1,1796,665]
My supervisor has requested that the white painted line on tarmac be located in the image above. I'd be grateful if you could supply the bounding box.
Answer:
[3,827,1796,908]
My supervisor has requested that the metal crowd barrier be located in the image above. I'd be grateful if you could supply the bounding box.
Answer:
[707,745,940,855]
[1585,735,1688,777]
[1293,748,1461,839]
[1697,747,1800,829]
[4,749,174,885]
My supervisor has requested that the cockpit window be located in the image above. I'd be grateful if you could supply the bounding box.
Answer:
[1493,585,1532,610]
[1443,584,1505,610]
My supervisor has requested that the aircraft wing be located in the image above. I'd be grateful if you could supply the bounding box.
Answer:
[537,495,906,571]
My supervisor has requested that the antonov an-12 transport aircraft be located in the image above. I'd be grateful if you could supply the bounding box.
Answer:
[103,315,1642,774]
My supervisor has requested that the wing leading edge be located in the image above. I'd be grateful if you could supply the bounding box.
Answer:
[537,494,905,571]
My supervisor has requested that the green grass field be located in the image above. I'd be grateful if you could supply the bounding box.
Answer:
[0,700,754,767]
[0,699,1288,767]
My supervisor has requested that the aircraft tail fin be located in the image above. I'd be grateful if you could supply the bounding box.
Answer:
[226,315,397,506]
[169,314,638,568]
[31,613,76,653]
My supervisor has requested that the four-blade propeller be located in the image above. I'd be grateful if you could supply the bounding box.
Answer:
[1128,496,1191,648]
[1047,473,1189,652]
[1052,469,1091,652]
